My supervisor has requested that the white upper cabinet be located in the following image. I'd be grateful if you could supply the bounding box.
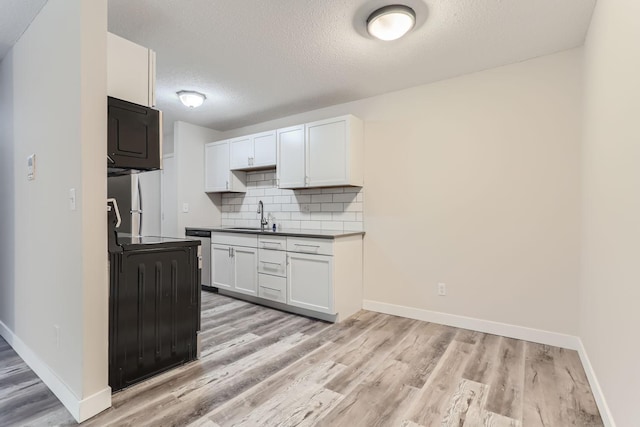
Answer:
[107,33,156,107]
[276,125,306,188]
[204,140,246,193]
[277,115,363,189]
[230,131,276,170]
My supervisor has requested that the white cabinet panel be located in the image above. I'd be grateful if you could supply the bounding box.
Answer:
[204,140,246,193]
[230,131,276,170]
[287,252,334,314]
[258,274,287,303]
[253,132,276,167]
[277,116,363,189]
[212,243,257,295]
[233,246,258,296]
[307,119,347,187]
[107,33,155,107]
[258,249,286,277]
[212,244,233,290]
[277,125,306,188]
[230,136,253,170]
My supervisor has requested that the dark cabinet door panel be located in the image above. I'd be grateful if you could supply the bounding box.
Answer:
[108,96,160,171]
[109,245,199,391]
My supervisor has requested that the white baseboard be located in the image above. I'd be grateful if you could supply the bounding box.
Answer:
[362,300,580,349]
[362,300,616,426]
[0,320,111,423]
[575,339,616,427]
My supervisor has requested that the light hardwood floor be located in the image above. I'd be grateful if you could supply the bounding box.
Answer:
[0,291,603,426]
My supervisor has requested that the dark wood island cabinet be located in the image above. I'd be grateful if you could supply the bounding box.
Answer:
[108,233,201,392]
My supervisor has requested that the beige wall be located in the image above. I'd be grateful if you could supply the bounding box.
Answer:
[175,121,223,236]
[221,49,583,335]
[0,0,109,420]
[581,0,640,425]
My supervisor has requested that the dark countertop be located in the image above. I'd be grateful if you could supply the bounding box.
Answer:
[185,226,365,239]
[115,233,201,250]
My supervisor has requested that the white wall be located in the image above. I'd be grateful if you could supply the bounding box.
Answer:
[0,45,15,334]
[0,0,110,421]
[221,49,583,335]
[174,121,222,236]
[581,1,640,425]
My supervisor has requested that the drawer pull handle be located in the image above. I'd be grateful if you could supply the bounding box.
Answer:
[261,242,281,247]
[260,261,281,266]
[262,286,280,292]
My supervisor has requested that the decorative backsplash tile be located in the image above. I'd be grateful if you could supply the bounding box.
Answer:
[220,169,364,231]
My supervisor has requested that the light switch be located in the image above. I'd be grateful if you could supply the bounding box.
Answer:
[182,203,189,213]
[69,188,76,211]
[27,154,36,180]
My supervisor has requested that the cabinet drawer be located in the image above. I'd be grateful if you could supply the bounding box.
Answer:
[212,232,257,247]
[258,274,286,303]
[258,235,286,251]
[286,237,333,256]
[258,249,286,277]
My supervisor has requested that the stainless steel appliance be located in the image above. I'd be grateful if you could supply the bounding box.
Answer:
[108,173,161,236]
[185,228,211,288]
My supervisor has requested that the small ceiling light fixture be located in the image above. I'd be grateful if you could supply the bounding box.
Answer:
[367,4,416,41]
[177,90,206,108]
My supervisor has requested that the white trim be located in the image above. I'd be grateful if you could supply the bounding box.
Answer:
[575,339,617,427]
[363,300,580,349]
[362,300,616,426]
[0,320,111,423]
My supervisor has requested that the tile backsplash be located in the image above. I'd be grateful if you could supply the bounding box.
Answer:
[220,169,363,231]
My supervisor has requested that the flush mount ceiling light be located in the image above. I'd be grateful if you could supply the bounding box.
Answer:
[177,90,206,108]
[367,4,416,41]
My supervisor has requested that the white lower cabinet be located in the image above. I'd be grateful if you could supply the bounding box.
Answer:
[287,252,334,314]
[212,244,233,290]
[258,273,287,303]
[211,233,258,296]
[232,246,258,296]
[212,232,362,322]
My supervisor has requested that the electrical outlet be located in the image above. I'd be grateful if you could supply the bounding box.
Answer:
[301,204,311,213]
[438,283,447,296]
[182,203,189,213]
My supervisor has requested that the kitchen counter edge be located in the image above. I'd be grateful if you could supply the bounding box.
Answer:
[186,227,365,239]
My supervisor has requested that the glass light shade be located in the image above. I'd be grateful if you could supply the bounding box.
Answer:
[367,5,416,41]
[177,90,206,108]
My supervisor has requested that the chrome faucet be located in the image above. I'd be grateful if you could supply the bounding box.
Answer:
[257,200,268,231]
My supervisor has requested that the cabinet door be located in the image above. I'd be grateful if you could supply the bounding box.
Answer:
[306,118,347,187]
[253,131,276,168]
[233,246,258,296]
[204,141,230,192]
[287,252,334,314]
[107,33,154,107]
[229,136,253,170]
[108,97,160,170]
[212,244,233,289]
[277,125,306,188]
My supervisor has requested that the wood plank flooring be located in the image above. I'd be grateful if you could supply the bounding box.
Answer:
[0,291,603,426]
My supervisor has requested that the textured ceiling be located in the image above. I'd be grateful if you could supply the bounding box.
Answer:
[102,0,594,132]
[0,0,48,60]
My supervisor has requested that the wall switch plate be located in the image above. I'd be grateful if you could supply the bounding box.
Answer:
[182,203,189,213]
[27,154,36,180]
[69,188,76,211]
[438,283,447,296]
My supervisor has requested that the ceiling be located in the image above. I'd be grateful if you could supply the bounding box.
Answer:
[2,1,596,132]
[0,0,47,60]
